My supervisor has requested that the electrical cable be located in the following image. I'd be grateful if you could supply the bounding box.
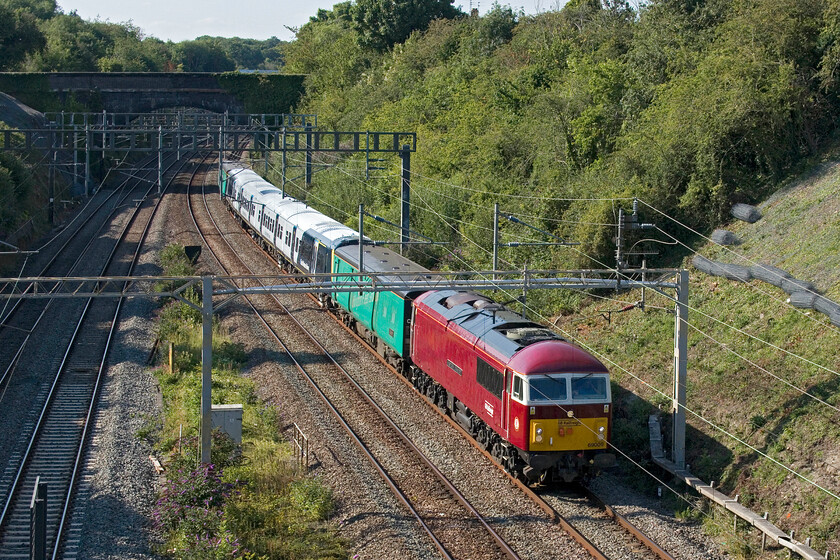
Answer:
[651,223,840,336]
[639,200,827,300]
[247,149,840,542]
[299,152,840,385]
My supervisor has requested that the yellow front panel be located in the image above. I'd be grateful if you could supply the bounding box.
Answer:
[529,417,608,451]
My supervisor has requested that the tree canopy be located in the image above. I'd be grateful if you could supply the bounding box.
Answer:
[0,1,288,72]
[284,0,840,272]
[352,0,462,51]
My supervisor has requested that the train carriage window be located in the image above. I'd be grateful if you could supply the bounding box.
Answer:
[315,244,330,274]
[476,358,503,400]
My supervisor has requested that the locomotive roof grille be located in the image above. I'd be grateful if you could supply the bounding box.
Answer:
[498,326,563,346]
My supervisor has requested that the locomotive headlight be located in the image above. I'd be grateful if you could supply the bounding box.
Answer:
[536,427,543,435]
[598,426,606,440]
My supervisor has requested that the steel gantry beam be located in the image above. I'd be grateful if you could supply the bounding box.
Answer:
[0,127,416,155]
[43,111,317,131]
[0,269,682,301]
[0,268,688,465]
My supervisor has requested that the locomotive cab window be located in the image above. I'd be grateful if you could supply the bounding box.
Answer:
[571,375,608,400]
[528,375,568,402]
[512,374,524,401]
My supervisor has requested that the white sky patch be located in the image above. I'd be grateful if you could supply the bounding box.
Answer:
[56,1,555,42]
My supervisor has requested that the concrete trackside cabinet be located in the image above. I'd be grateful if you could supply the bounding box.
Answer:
[211,404,243,444]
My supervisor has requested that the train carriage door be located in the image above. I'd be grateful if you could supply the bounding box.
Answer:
[298,233,316,273]
[315,242,330,274]
[274,213,279,245]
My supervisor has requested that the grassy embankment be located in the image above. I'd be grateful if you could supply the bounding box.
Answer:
[553,150,840,556]
[144,243,346,559]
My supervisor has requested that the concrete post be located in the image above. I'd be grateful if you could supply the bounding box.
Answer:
[305,125,313,186]
[157,126,163,194]
[358,204,364,276]
[200,275,214,464]
[281,127,287,193]
[400,144,410,256]
[493,203,499,281]
[177,110,182,161]
[673,270,689,470]
[73,125,78,192]
[30,477,46,560]
[84,123,91,197]
[48,133,55,225]
[218,126,224,189]
[521,263,528,319]
[615,207,625,289]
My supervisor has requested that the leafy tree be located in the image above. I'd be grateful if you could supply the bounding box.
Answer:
[0,3,46,70]
[174,39,235,72]
[193,36,286,70]
[285,10,373,126]
[97,24,170,71]
[352,0,462,51]
[819,0,840,92]
[0,0,56,20]
[25,12,113,71]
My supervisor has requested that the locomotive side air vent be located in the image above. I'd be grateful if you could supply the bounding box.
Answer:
[501,327,561,346]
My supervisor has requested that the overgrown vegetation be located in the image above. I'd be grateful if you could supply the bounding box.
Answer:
[0,145,67,271]
[279,0,840,277]
[149,244,345,559]
[0,0,288,72]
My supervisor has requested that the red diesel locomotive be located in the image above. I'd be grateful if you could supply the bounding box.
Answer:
[408,290,616,482]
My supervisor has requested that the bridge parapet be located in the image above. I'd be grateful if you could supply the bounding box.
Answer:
[0,72,305,115]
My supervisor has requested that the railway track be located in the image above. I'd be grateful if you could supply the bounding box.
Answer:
[0,168,155,389]
[186,159,701,558]
[187,161,524,560]
[326,292,674,560]
[0,151,208,559]
[333,301,676,559]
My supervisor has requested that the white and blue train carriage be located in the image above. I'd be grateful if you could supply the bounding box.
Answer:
[220,161,360,275]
